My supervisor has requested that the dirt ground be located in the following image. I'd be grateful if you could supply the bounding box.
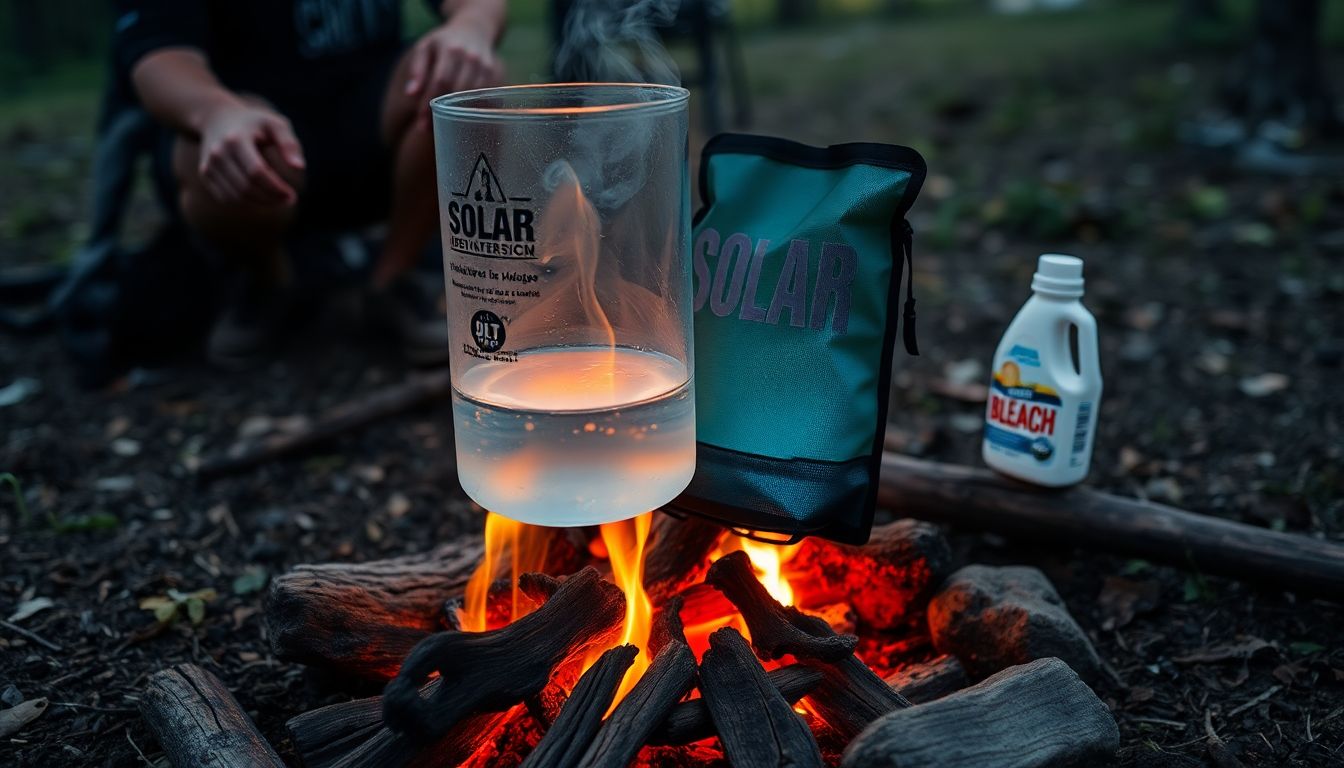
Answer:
[3,7,1343,768]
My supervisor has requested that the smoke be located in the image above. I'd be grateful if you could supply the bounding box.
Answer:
[553,0,682,87]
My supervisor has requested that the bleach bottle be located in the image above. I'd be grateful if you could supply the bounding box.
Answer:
[982,254,1101,486]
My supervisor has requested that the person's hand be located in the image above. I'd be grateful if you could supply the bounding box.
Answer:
[197,101,305,207]
[404,21,504,128]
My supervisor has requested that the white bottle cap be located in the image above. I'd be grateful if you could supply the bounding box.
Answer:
[1031,254,1084,297]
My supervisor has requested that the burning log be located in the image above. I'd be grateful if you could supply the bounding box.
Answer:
[139,663,284,768]
[884,655,968,704]
[649,664,824,746]
[708,550,911,742]
[787,519,952,630]
[266,531,585,679]
[705,551,857,661]
[699,627,824,768]
[879,452,1344,599]
[575,640,698,768]
[520,644,639,768]
[286,568,623,768]
[384,568,624,739]
[841,657,1119,768]
[196,369,452,479]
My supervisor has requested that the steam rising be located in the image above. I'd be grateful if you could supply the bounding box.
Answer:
[553,0,683,87]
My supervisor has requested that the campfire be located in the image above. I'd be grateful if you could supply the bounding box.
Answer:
[235,510,1116,768]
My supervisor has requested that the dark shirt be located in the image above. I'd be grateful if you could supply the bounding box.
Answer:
[113,0,424,101]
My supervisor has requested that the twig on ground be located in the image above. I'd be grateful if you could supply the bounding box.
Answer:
[0,619,62,651]
[1227,686,1282,718]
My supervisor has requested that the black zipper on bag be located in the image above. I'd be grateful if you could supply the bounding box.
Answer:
[901,220,918,356]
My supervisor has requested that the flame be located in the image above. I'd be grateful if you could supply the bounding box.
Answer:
[586,511,654,708]
[461,512,557,632]
[738,537,799,606]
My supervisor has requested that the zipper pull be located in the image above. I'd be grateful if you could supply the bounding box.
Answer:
[901,220,918,356]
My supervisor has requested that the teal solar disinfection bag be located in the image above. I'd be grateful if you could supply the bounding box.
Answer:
[670,134,926,544]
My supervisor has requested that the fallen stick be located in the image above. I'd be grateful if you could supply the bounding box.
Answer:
[139,664,283,768]
[700,627,823,768]
[879,452,1344,599]
[520,644,639,768]
[196,368,452,479]
[576,640,698,768]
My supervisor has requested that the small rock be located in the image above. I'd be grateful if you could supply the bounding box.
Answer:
[0,378,40,408]
[110,438,142,457]
[94,476,136,493]
[928,565,1102,681]
[1239,372,1290,398]
[386,492,412,518]
[1143,477,1184,505]
[237,415,275,439]
[1,684,22,708]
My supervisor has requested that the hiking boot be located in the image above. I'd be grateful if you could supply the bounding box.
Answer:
[207,278,294,370]
[364,272,451,366]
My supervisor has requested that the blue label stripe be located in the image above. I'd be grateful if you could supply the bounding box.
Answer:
[985,424,1033,453]
[990,380,1063,406]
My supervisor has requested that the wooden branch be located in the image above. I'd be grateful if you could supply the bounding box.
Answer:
[197,369,452,479]
[700,628,823,768]
[576,640,698,768]
[139,663,284,768]
[266,530,584,680]
[649,664,824,746]
[644,512,725,602]
[520,645,639,768]
[706,551,857,662]
[878,452,1344,599]
[648,595,687,658]
[841,657,1119,768]
[384,568,624,740]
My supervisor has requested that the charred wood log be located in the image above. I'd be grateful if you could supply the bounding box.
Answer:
[708,550,909,741]
[140,663,284,768]
[699,628,823,768]
[879,453,1344,599]
[649,663,823,746]
[287,691,516,768]
[576,640,698,768]
[267,531,584,680]
[842,657,1119,768]
[384,568,624,739]
[884,655,968,704]
[287,568,623,768]
[648,595,687,658]
[520,644,639,768]
[706,551,856,661]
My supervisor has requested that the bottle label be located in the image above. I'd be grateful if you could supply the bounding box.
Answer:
[984,356,1061,464]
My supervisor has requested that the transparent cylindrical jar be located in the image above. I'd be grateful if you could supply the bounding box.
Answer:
[431,84,695,527]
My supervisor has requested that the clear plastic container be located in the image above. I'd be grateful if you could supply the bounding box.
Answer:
[431,84,695,526]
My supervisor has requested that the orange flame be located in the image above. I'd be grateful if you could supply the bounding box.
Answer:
[460,512,558,632]
[585,511,654,708]
[737,537,801,606]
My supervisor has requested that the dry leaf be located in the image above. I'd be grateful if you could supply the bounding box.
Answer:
[8,597,54,623]
[0,697,47,737]
[1098,577,1160,630]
